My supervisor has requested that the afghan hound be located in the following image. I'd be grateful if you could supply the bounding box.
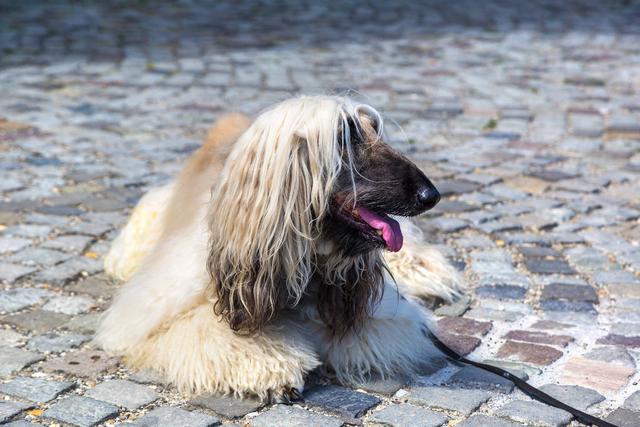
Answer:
[96,95,463,402]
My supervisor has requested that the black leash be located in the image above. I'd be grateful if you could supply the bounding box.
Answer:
[427,331,616,427]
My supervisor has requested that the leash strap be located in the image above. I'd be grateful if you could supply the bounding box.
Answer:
[427,331,616,427]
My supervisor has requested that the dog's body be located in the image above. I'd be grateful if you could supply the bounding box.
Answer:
[96,96,463,401]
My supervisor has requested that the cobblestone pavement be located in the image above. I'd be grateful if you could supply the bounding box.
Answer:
[1,1,640,426]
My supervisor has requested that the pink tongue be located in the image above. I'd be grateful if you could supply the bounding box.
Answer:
[357,207,403,252]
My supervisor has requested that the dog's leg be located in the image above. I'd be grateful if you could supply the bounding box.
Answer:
[384,218,464,302]
[317,283,440,384]
[123,303,320,401]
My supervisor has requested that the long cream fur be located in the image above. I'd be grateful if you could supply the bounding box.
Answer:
[97,96,463,399]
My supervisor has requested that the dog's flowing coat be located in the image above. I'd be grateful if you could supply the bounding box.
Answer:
[96,96,463,400]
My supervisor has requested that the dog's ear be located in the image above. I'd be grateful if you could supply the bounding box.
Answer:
[206,99,342,333]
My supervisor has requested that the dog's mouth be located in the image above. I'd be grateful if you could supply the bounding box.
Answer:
[331,199,403,252]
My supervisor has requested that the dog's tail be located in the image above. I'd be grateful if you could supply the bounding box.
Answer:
[200,113,252,164]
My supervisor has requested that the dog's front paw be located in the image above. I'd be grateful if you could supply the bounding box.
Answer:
[266,385,304,405]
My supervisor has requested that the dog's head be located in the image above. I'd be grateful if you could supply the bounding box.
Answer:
[324,109,439,255]
[207,96,439,334]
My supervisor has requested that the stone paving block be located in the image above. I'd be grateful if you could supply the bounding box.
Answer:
[495,400,572,426]
[62,312,100,335]
[0,376,74,402]
[431,217,468,233]
[42,350,119,377]
[530,320,573,330]
[0,263,36,283]
[44,396,119,427]
[0,288,54,313]
[584,346,635,368]
[623,390,640,411]
[538,384,604,411]
[1,310,71,333]
[503,330,574,347]
[0,346,44,376]
[524,258,575,274]
[85,379,158,410]
[0,237,31,254]
[369,403,448,427]
[0,329,26,346]
[66,275,117,299]
[42,295,94,315]
[475,285,526,300]
[465,307,522,322]
[250,404,341,427]
[0,401,31,424]
[605,408,640,427]
[541,283,598,303]
[34,257,102,284]
[438,333,481,356]
[497,340,563,366]
[448,365,514,393]
[436,316,492,336]
[190,393,262,418]
[3,420,43,427]
[406,386,492,415]
[482,359,541,380]
[8,247,70,266]
[433,294,472,317]
[596,333,640,348]
[27,332,89,353]
[354,374,410,397]
[41,235,92,253]
[131,406,220,427]
[560,357,634,392]
[458,414,522,427]
[304,385,380,419]
[541,299,596,313]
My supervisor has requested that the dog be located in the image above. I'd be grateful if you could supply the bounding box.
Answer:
[96,95,463,402]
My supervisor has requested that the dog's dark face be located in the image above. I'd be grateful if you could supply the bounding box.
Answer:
[323,117,440,255]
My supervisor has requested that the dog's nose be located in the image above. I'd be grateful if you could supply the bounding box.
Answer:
[417,185,440,210]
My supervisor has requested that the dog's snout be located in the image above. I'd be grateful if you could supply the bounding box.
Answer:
[416,185,440,211]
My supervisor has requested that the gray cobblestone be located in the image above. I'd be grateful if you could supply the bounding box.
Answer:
[44,396,119,427]
[190,394,262,419]
[0,288,53,313]
[250,405,341,427]
[27,332,89,353]
[130,406,219,427]
[369,403,448,427]
[0,376,74,402]
[495,400,572,426]
[85,379,159,410]
[0,346,44,377]
[406,386,492,415]
[0,401,31,424]
[304,385,380,420]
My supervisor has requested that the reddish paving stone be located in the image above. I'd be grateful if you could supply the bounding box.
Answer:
[596,334,640,348]
[439,333,481,356]
[561,357,634,392]
[530,320,573,330]
[503,330,574,347]
[496,340,563,366]
[540,283,598,303]
[437,317,492,337]
[42,350,120,377]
